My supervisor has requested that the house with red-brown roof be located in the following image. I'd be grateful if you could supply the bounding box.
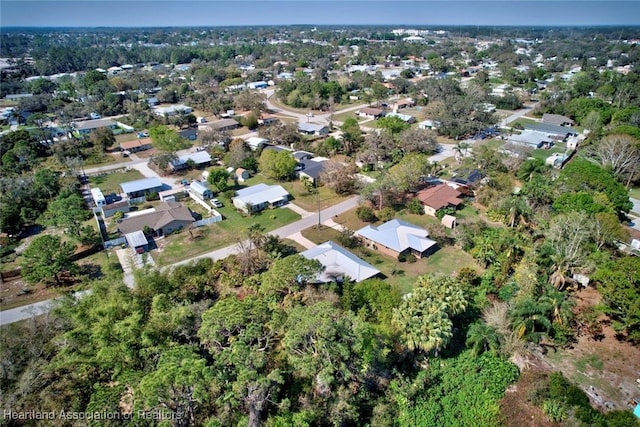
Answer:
[416,184,464,216]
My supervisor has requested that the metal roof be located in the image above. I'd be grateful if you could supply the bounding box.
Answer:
[297,122,328,133]
[125,230,148,248]
[524,122,578,136]
[356,219,437,254]
[301,241,380,283]
[233,183,289,206]
[73,119,116,131]
[120,177,163,195]
[189,180,211,196]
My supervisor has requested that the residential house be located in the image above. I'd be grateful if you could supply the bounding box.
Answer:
[125,230,148,254]
[258,114,278,125]
[120,177,164,199]
[357,107,384,119]
[417,119,440,130]
[101,200,130,218]
[170,151,212,172]
[232,183,290,213]
[73,118,118,135]
[235,168,250,183]
[508,130,553,149]
[385,112,416,123]
[153,104,193,117]
[523,122,578,140]
[416,184,464,216]
[394,98,415,109]
[355,219,437,259]
[120,138,152,153]
[204,118,239,132]
[542,113,574,127]
[117,201,194,237]
[301,241,381,283]
[298,158,327,184]
[179,128,198,141]
[248,81,269,89]
[158,188,188,202]
[189,181,214,200]
[293,151,314,162]
[545,153,569,169]
[297,122,330,136]
[246,136,269,151]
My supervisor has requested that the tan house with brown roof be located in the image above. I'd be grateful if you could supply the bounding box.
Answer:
[117,201,194,237]
[358,107,384,119]
[120,137,153,153]
[416,184,463,216]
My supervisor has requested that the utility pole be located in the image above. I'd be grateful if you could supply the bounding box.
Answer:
[316,179,321,230]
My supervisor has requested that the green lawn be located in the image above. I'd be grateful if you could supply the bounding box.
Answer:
[301,224,479,295]
[82,154,123,169]
[530,145,566,162]
[154,205,301,265]
[629,187,640,200]
[89,169,145,194]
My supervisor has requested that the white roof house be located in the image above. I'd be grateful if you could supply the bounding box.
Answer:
[301,241,380,283]
[120,177,164,197]
[508,130,552,148]
[246,136,269,150]
[170,151,212,170]
[356,219,437,258]
[232,183,289,213]
[153,104,193,117]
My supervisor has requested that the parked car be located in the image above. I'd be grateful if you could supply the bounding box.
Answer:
[210,198,223,208]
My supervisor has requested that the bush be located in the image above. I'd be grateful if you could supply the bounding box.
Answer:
[542,399,567,422]
[407,198,424,215]
[145,191,159,201]
[356,205,377,222]
[377,207,396,222]
[406,253,417,263]
[337,229,360,249]
[397,253,407,262]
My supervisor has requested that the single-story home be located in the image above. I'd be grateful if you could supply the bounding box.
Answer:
[232,183,290,213]
[298,158,328,184]
[385,112,416,123]
[120,138,152,153]
[125,230,148,254]
[358,107,385,119]
[394,98,415,109]
[120,177,164,199]
[204,118,240,131]
[235,168,250,183]
[301,241,381,283]
[101,200,130,218]
[179,128,198,141]
[189,180,214,200]
[523,122,579,140]
[153,104,193,117]
[248,81,268,89]
[542,113,574,127]
[73,118,118,135]
[293,151,314,162]
[297,122,330,136]
[258,114,278,125]
[508,130,553,148]
[117,200,194,237]
[417,119,440,130]
[159,188,188,202]
[170,151,212,172]
[246,136,269,151]
[355,219,437,259]
[416,184,464,216]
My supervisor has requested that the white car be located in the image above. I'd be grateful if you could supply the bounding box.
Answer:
[210,198,223,208]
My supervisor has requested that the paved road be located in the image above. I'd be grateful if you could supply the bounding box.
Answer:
[0,289,91,325]
[499,102,540,128]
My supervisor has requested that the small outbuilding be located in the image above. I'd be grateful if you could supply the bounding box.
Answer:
[125,230,149,254]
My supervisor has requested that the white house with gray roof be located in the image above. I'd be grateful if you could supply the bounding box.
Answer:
[355,219,437,259]
[232,183,289,213]
[301,241,380,283]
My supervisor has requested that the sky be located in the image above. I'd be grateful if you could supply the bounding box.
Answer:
[1,1,640,28]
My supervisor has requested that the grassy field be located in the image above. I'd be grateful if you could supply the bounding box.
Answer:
[628,187,640,200]
[301,224,479,295]
[89,169,145,194]
[154,205,300,265]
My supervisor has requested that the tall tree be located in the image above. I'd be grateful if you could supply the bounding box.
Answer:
[21,235,77,286]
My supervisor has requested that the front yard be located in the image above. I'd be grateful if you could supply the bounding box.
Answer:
[89,169,145,194]
[153,204,301,265]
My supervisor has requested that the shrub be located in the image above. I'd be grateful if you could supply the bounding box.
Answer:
[542,399,567,422]
[356,205,377,222]
[145,191,159,201]
[337,228,360,249]
[406,253,417,263]
[407,198,424,215]
[377,207,396,222]
[397,253,407,262]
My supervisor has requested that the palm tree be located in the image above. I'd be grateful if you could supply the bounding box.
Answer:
[510,297,552,343]
[466,322,502,355]
[540,286,574,327]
